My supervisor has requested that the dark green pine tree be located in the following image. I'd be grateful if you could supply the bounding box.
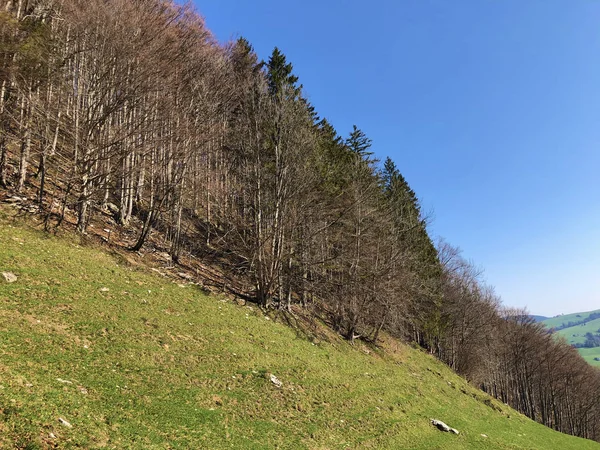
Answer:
[381,156,420,220]
[266,47,301,99]
[301,97,320,125]
[345,125,373,160]
[318,118,343,148]
[314,118,353,193]
[380,157,443,350]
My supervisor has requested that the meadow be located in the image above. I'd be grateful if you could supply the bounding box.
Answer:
[1,209,598,449]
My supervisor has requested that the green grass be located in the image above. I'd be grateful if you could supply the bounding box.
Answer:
[1,210,599,449]
[542,310,600,330]
[542,312,600,367]
[555,318,600,345]
[577,348,600,367]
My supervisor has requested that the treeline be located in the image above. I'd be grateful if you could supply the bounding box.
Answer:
[436,242,600,439]
[1,0,600,442]
[573,333,600,349]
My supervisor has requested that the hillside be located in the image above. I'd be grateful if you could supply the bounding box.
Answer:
[542,311,600,367]
[2,0,600,444]
[1,214,598,449]
[542,310,600,329]
[529,315,548,322]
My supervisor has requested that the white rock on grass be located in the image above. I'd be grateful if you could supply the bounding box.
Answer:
[58,417,72,428]
[269,374,283,388]
[1,272,17,283]
[431,419,459,435]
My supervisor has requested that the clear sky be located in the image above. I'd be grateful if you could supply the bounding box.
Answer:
[194,0,600,317]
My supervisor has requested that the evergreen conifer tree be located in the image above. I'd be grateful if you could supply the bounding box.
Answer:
[266,47,301,99]
[345,125,373,160]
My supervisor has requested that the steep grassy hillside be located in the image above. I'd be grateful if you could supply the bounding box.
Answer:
[543,311,600,367]
[1,211,599,449]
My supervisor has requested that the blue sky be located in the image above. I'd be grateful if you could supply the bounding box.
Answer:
[194,1,600,317]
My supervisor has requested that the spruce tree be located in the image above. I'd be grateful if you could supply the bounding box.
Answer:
[266,47,301,99]
[345,125,373,160]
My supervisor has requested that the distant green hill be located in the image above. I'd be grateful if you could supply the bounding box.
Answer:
[542,310,600,367]
[1,212,598,448]
[530,315,549,322]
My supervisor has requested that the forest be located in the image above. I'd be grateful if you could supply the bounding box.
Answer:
[1,0,600,442]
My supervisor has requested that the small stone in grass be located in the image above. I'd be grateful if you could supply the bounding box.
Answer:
[269,374,283,388]
[58,417,72,428]
[1,272,17,283]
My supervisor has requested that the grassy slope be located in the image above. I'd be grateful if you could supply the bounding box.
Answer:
[542,312,600,367]
[0,212,598,449]
[542,310,600,330]
[578,348,600,367]
[556,318,600,345]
